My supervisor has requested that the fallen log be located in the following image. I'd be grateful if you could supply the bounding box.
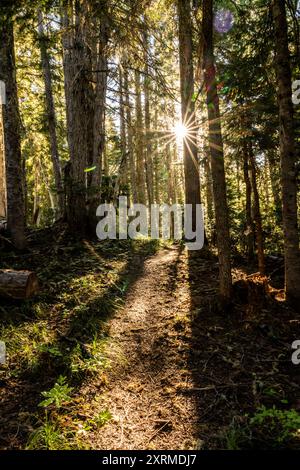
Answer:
[0,269,39,299]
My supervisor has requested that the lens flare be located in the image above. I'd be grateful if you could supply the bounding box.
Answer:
[173,123,188,140]
[214,9,234,34]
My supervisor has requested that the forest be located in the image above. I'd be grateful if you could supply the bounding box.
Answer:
[0,0,300,453]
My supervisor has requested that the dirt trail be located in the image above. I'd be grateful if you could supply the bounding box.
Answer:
[92,247,201,450]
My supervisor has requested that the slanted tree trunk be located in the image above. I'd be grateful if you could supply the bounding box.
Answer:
[177,0,201,233]
[0,18,26,249]
[202,0,232,303]
[272,0,300,305]
[38,10,64,220]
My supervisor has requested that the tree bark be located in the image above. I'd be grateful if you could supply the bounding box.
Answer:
[242,145,255,262]
[202,0,232,302]
[177,0,201,233]
[38,10,64,219]
[0,270,39,299]
[153,106,161,205]
[204,146,214,236]
[124,67,137,203]
[119,64,128,189]
[0,18,26,249]
[267,150,282,223]
[272,0,300,305]
[87,6,109,232]
[62,2,85,231]
[143,30,154,206]
[248,142,265,273]
[0,111,6,218]
[134,69,147,205]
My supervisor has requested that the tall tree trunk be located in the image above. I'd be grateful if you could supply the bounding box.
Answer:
[267,150,282,223]
[124,67,137,203]
[62,2,84,232]
[134,69,147,205]
[87,8,109,232]
[166,143,176,204]
[241,110,255,262]
[204,146,214,236]
[62,0,94,234]
[0,18,26,249]
[119,66,127,188]
[202,0,232,302]
[272,0,300,305]
[0,112,6,218]
[248,142,265,273]
[153,107,161,205]
[143,30,154,206]
[33,162,40,226]
[113,64,128,203]
[177,0,201,233]
[242,147,255,262]
[38,10,64,219]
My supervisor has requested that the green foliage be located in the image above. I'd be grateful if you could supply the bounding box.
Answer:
[26,414,90,450]
[39,376,73,409]
[26,416,65,450]
[250,406,300,445]
[37,343,63,357]
[222,419,252,450]
[92,409,113,428]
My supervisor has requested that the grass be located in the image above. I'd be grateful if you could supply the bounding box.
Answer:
[26,413,92,450]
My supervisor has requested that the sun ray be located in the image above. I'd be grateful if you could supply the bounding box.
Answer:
[208,141,223,152]
[183,135,200,174]
[146,134,178,164]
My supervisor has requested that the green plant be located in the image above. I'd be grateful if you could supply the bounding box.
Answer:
[250,406,300,444]
[26,415,90,450]
[39,376,73,409]
[222,418,251,450]
[26,416,65,450]
[93,409,112,427]
[37,343,63,357]
[263,387,279,398]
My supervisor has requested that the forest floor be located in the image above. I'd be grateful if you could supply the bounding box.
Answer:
[0,225,300,450]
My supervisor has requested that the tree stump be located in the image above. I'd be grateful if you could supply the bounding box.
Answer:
[0,270,39,299]
[233,274,270,306]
